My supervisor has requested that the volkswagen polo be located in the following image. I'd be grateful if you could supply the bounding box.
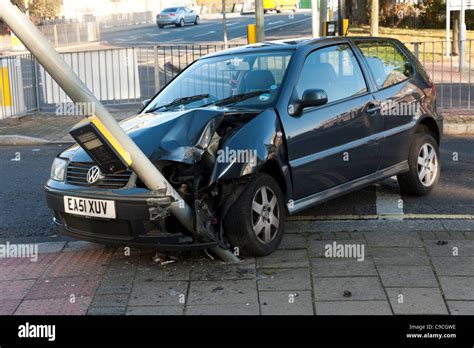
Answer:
[45,37,443,256]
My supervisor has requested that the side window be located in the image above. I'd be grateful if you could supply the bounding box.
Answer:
[295,44,367,104]
[355,40,414,89]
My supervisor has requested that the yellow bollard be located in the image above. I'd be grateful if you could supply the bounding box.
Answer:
[342,18,349,35]
[0,66,12,107]
[247,24,257,44]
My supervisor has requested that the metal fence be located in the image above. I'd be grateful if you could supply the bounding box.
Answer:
[405,40,474,109]
[2,40,474,119]
[96,12,154,30]
[37,22,100,48]
[0,44,238,119]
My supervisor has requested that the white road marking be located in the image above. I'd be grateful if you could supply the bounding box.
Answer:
[268,20,285,25]
[375,178,404,219]
[194,30,216,37]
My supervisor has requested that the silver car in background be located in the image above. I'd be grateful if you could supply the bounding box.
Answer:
[156,7,200,28]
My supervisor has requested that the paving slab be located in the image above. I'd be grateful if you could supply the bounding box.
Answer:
[370,247,430,266]
[91,294,129,308]
[95,275,134,295]
[128,280,188,306]
[315,301,392,315]
[0,300,21,315]
[0,279,35,301]
[431,257,474,276]
[14,296,93,315]
[312,258,378,277]
[256,249,309,268]
[386,288,449,315]
[377,265,438,287]
[439,276,474,300]
[312,277,386,301]
[279,234,307,249]
[126,305,184,315]
[25,275,100,300]
[186,303,260,315]
[447,301,474,315]
[257,268,311,291]
[424,240,474,257]
[187,279,258,306]
[87,306,127,315]
[259,290,313,315]
[37,242,66,254]
[190,260,256,281]
[365,232,423,248]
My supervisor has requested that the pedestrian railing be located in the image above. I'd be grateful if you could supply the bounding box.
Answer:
[1,40,473,119]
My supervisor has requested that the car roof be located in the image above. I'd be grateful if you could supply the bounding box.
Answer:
[200,36,403,59]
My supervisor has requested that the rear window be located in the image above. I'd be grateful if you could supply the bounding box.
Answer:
[162,8,178,13]
[355,40,414,89]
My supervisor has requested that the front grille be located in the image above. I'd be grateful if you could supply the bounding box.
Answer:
[66,162,132,189]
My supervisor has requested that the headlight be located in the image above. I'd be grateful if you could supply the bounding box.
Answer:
[50,158,68,181]
[196,119,217,150]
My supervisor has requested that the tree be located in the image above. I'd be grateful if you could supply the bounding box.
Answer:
[28,0,63,20]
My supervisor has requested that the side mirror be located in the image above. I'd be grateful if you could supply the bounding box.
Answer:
[142,99,151,107]
[302,89,328,108]
[291,89,328,116]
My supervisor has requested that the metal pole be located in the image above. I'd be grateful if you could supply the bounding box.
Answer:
[320,0,327,35]
[0,0,240,263]
[312,0,320,37]
[255,0,265,43]
[446,0,451,57]
[370,0,378,36]
[460,0,466,71]
[222,0,228,48]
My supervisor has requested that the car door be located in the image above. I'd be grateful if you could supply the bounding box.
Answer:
[283,43,383,200]
[183,8,193,23]
[353,39,421,170]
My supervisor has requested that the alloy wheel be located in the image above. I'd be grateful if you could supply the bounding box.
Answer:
[251,186,280,244]
[417,143,438,187]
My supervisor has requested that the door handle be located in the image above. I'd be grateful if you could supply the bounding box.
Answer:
[366,104,381,115]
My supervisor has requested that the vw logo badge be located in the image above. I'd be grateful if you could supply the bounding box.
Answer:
[86,165,102,184]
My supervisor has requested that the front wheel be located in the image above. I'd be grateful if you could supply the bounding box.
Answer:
[194,16,200,25]
[397,133,440,196]
[223,174,285,256]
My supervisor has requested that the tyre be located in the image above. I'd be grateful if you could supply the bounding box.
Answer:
[177,19,185,27]
[223,174,285,256]
[194,16,200,25]
[397,133,440,196]
[158,24,164,29]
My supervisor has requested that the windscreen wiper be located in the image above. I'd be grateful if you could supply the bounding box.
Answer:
[146,94,210,113]
[204,90,269,107]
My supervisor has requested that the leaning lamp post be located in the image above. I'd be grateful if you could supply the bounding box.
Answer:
[0,0,239,263]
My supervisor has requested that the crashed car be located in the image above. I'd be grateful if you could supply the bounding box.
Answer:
[45,37,442,256]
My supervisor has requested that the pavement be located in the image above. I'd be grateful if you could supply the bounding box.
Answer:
[1,223,473,315]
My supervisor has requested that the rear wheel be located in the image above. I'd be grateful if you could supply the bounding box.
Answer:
[158,24,164,29]
[397,133,440,196]
[177,18,185,27]
[223,174,285,256]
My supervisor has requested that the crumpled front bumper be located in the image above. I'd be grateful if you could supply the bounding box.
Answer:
[44,184,217,250]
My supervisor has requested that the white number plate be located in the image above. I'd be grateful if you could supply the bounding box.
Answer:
[64,196,116,219]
